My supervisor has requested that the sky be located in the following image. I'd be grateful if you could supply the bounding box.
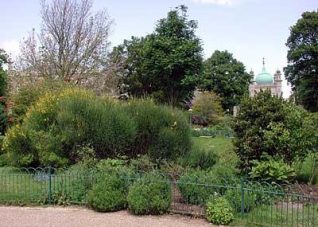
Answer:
[1,0,318,98]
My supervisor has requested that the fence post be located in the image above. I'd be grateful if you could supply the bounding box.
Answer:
[48,166,52,204]
[240,177,245,218]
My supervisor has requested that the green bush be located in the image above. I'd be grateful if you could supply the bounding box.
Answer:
[126,99,191,161]
[181,146,218,170]
[4,88,137,167]
[224,187,256,213]
[88,173,128,212]
[206,197,234,225]
[234,90,310,172]
[9,80,70,124]
[4,91,191,167]
[250,158,296,184]
[191,91,223,126]
[127,172,171,215]
[177,169,227,205]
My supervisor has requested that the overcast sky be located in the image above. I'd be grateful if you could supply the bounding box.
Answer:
[1,0,317,98]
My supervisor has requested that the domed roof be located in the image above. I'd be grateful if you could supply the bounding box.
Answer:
[255,59,273,84]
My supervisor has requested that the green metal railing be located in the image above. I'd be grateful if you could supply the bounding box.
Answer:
[0,166,317,226]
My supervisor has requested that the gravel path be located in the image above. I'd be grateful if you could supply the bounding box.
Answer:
[0,206,211,227]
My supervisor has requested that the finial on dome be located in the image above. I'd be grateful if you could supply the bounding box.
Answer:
[262,57,265,67]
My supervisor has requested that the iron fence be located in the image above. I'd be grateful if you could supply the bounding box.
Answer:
[0,166,317,226]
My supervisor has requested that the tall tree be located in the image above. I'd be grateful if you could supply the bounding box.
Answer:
[200,50,252,112]
[284,10,318,112]
[0,49,8,134]
[18,0,112,84]
[114,5,203,106]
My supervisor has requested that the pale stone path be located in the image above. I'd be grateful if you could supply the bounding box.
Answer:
[0,206,211,227]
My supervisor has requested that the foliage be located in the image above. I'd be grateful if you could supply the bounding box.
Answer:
[200,50,252,112]
[9,80,70,124]
[177,169,234,205]
[88,173,128,212]
[191,91,223,125]
[129,155,156,172]
[4,91,191,167]
[191,136,238,170]
[294,153,318,185]
[114,5,203,106]
[234,90,310,172]
[127,172,171,215]
[224,187,257,213]
[206,197,234,225]
[284,10,318,112]
[181,146,218,170]
[3,88,136,167]
[250,158,296,184]
[0,49,8,135]
[125,99,191,161]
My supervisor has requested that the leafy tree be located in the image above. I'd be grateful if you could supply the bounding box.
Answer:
[114,5,203,106]
[0,49,8,134]
[284,10,318,112]
[18,0,112,84]
[201,50,252,112]
[191,91,223,125]
[234,90,310,172]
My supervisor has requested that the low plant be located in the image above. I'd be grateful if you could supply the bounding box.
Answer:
[177,169,225,205]
[206,196,234,225]
[224,186,257,213]
[181,146,218,170]
[250,158,296,184]
[294,153,318,185]
[88,173,128,212]
[127,172,171,215]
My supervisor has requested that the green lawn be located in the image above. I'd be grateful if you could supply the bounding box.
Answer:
[192,136,238,167]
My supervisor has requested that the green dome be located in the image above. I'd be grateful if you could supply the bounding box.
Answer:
[255,66,273,84]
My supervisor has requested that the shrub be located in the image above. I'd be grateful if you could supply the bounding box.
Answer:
[177,169,226,205]
[4,92,191,167]
[9,80,69,124]
[181,146,218,170]
[4,88,137,167]
[88,173,128,212]
[191,91,223,126]
[127,172,171,215]
[126,99,191,161]
[250,158,296,184]
[224,187,257,213]
[234,90,309,172]
[206,197,234,225]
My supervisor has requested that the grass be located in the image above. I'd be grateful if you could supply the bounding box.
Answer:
[233,203,318,227]
[0,167,48,204]
[191,136,238,167]
[0,166,92,205]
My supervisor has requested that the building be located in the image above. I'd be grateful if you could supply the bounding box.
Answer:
[249,58,282,97]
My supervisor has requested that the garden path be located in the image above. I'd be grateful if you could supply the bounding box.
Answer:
[0,206,211,227]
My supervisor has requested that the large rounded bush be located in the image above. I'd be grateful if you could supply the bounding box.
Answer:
[127,173,171,215]
[4,88,137,167]
[4,90,191,167]
[88,173,127,212]
[206,197,234,225]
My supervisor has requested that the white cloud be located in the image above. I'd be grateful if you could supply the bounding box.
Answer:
[191,0,234,6]
[0,40,20,57]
